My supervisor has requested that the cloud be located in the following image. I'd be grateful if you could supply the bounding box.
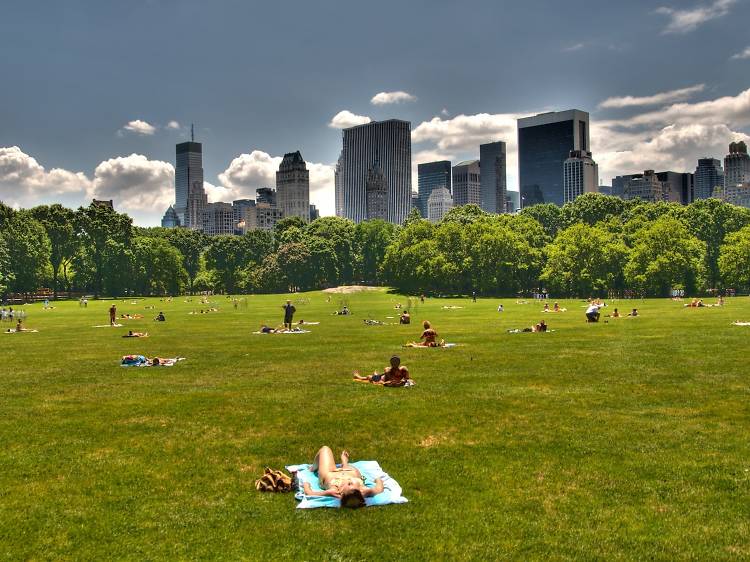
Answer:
[218,150,335,216]
[412,112,520,153]
[370,91,418,105]
[598,84,705,109]
[328,110,372,129]
[563,43,585,52]
[655,0,736,34]
[91,154,174,215]
[166,120,181,130]
[121,119,157,136]
[731,46,750,60]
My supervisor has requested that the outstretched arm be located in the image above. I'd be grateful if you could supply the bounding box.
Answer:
[363,478,385,497]
[303,482,340,498]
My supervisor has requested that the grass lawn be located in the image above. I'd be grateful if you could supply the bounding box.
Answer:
[1,290,749,560]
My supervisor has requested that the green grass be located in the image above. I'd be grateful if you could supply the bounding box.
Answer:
[1,290,749,561]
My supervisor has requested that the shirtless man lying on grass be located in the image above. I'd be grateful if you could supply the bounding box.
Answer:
[353,355,410,387]
[303,447,384,508]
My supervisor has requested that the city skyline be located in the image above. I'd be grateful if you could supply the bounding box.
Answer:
[1,0,750,225]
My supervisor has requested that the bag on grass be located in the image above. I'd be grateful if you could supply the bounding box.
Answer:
[255,467,294,493]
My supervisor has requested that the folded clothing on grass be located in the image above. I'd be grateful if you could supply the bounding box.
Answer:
[285,461,408,509]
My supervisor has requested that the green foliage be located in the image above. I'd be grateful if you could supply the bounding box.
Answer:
[559,193,626,228]
[624,216,705,296]
[354,219,397,283]
[4,212,52,294]
[0,231,11,295]
[165,228,207,293]
[0,201,16,229]
[204,235,248,294]
[718,225,750,291]
[439,204,488,225]
[29,204,77,295]
[131,237,188,295]
[519,203,562,237]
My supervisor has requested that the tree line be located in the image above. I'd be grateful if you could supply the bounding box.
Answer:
[1,193,750,299]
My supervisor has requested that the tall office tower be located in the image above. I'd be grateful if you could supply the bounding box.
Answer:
[452,160,481,206]
[506,191,521,213]
[161,205,179,228]
[365,160,388,221]
[338,119,411,224]
[427,187,453,222]
[233,199,256,233]
[175,135,207,229]
[202,202,235,236]
[724,141,750,187]
[309,204,320,221]
[694,158,724,200]
[334,153,344,218]
[411,191,419,210]
[517,109,590,207]
[276,151,310,221]
[563,150,599,203]
[480,141,507,213]
[256,187,276,206]
[418,160,451,217]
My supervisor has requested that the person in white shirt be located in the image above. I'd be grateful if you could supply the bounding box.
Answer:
[585,303,602,323]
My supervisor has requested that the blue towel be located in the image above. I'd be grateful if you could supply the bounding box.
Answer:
[285,461,408,509]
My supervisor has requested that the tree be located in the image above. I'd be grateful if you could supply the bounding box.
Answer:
[274,216,307,242]
[29,204,77,296]
[166,228,207,294]
[306,217,356,283]
[541,223,628,297]
[440,204,489,226]
[204,235,248,293]
[0,232,11,296]
[519,204,562,238]
[718,225,750,291]
[624,216,705,296]
[354,219,397,283]
[559,193,626,229]
[0,202,16,229]
[132,237,188,295]
[276,242,312,291]
[4,213,52,296]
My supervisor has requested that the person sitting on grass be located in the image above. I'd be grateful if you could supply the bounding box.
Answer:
[7,319,35,333]
[335,306,351,316]
[553,302,561,312]
[154,311,166,321]
[123,330,148,338]
[585,302,602,323]
[535,320,548,332]
[302,446,384,508]
[543,302,550,312]
[608,308,621,318]
[353,355,410,386]
[404,321,444,347]
[628,308,639,317]
[399,310,411,324]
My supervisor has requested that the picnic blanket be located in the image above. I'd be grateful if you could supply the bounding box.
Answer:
[4,329,39,334]
[253,329,311,335]
[120,355,185,367]
[285,461,408,509]
[732,321,750,326]
[406,343,458,348]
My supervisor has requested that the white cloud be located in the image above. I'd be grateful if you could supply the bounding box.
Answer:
[563,43,585,52]
[328,110,372,129]
[121,119,157,136]
[218,150,335,216]
[91,154,174,215]
[731,46,750,60]
[599,84,705,109]
[166,120,181,130]
[412,112,520,152]
[370,91,418,105]
[655,0,736,34]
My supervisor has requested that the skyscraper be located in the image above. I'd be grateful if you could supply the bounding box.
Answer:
[613,170,691,204]
[338,119,411,224]
[161,206,179,228]
[202,202,235,236]
[563,150,599,203]
[365,159,388,221]
[694,158,724,200]
[256,187,276,206]
[334,153,344,217]
[276,151,310,221]
[452,160,481,206]
[479,141,507,213]
[417,161,451,217]
[517,110,590,207]
[427,187,453,222]
[174,132,207,229]
[724,141,750,188]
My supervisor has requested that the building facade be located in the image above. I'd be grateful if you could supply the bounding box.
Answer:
[256,187,276,206]
[724,141,750,188]
[563,150,599,203]
[517,109,590,207]
[479,141,507,213]
[365,160,388,221]
[338,119,412,224]
[254,203,284,231]
[276,151,310,222]
[202,202,235,236]
[506,191,521,213]
[694,158,724,200]
[427,187,453,222]
[161,205,179,228]
[309,204,320,221]
[175,141,206,229]
[613,171,692,204]
[417,160,451,218]
[452,160,481,206]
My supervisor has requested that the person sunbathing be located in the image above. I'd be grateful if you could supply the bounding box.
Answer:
[534,320,548,332]
[259,325,277,334]
[302,447,384,508]
[334,306,351,315]
[608,308,621,318]
[553,302,560,312]
[628,308,639,317]
[543,303,549,312]
[399,310,411,324]
[404,321,441,347]
[353,356,410,386]
[154,312,166,321]
[123,330,148,338]
[7,320,35,333]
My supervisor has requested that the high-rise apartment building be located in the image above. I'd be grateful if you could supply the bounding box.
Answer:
[202,202,235,236]
[417,161,451,217]
[338,119,411,224]
[517,110,590,207]
[612,171,692,204]
[563,150,599,203]
[427,187,453,222]
[452,160,481,206]
[309,204,320,221]
[175,139,206,229]
[365,160,388,221]
[479,141,507,213]
[724,141,750,188]
[276,151,310,221]
[256,187,276,206]
[694,158,724,200]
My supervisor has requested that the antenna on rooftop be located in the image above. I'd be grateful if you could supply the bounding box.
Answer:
[191,123,194,142]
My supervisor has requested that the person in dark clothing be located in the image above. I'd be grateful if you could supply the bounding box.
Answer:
[282,300,296,330]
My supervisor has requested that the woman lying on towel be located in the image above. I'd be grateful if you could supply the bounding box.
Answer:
[404,321,444,347]
[353,355,410,386]
[303,447,384,508]
[122,330,148,338]
[121,355,178,366]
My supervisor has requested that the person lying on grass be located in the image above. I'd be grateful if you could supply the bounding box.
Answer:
[353,355,410,386]
[121,355,178,366]
[123,330,148,338]
[303,446,384,508]
[404,321,444,347]
[508,320,548,333]
[6,319,36,333]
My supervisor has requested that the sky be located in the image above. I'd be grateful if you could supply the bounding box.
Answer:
[1,0,750,226]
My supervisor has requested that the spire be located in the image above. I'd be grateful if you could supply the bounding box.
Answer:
[191,123,194,142]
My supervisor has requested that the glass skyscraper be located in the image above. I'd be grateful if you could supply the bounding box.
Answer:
[694,158,724,200]
[417,160,451,218]
[479,141,507,213]
[517,110,590,207]
[175,140,206,229]
[338,119,412,224]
